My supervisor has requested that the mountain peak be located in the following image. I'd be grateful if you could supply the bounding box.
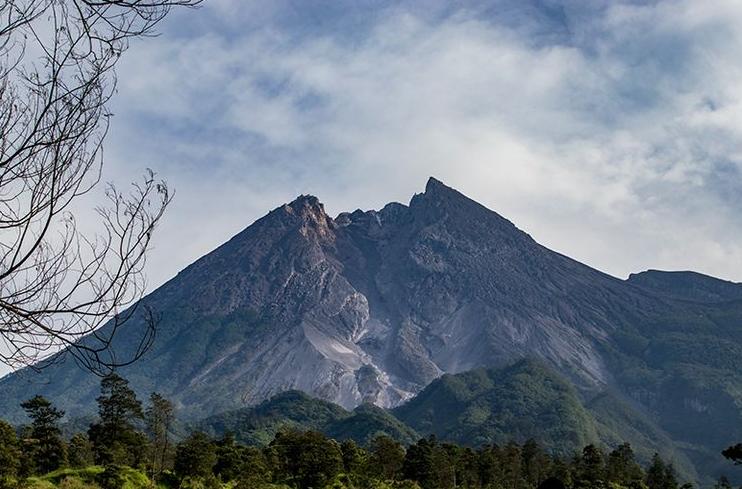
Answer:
[425,176,447,193]
[422,177,466,201]
[286,194,324,213]
[418,177,483,207]
[283,194,332,227]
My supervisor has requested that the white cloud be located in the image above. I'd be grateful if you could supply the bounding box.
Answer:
[5,0,742,378]
[103,0,742,290]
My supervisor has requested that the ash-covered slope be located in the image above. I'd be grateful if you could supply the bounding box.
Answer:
[1,177,742,481]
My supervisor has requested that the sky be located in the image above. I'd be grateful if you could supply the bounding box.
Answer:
[101,0,742,291]
[2,0,742,378]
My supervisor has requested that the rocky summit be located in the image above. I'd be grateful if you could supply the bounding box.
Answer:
[2,177,742,480]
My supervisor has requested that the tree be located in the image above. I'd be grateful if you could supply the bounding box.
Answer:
[145,392,175,478]
[606,443,643,485]
[68,433,94,468]
[0,0,201,374]
[452,446,479,489]
[402,436,446,489]
[478,444,505,489]
[402,437,432,486]
[213,433,244,482]
[368,434,405,481]
[96,464,127,489]
[521,439,552,487]
[722,443,742,465]
[0,420,21,488]
[575,444,606,488]
[340,439,365,475]
[174,431,217,480]
[646,453,678,489]
[713,476,733,489]
[500,442,524,489]
[270,430,343,489]
[235,446,272,488]
[88,372,145,465]
[20,395,66,474]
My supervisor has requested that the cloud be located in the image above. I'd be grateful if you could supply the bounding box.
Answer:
[102,0,742,290]
[4,0,742,378]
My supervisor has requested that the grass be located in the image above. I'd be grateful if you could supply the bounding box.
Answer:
[23,466,151,489]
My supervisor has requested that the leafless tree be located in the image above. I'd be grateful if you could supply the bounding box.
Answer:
[0,0,201,374]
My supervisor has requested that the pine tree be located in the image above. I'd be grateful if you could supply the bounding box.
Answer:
[606,443,643,485]
[575,444,606,488]
[20,395,66,474]
[145,392,175,478]
[88,372,146,465]
[646,453,678,489]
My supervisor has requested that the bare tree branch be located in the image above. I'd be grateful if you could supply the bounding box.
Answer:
[0,0,201,374]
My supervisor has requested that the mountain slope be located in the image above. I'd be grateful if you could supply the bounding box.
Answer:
[627,270,742,303]
[198,390,418,446]
[1,177,741,482]
[393,359,600,455]
[393,360,696,479]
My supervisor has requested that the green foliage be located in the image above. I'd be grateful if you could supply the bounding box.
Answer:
[645,454,679,489]
[22,466,150,489]
[269,429,343,489]
[1,373,700,489]
[4,433,695,489]
[574,444,606,488]
[88,373,146,466]
[200,391,347,446]
[145,392,175,478]
[174,432,217,480]
[96,465,127,489]
[606,443,644,487]
[393,360,599,456]
[368,435,406,481]
[235,446,272,487]
[402,436,454,489]
[21,396,67,475]
[327,404,419,446]
[67,434,94,469]
[0,419,21,488]
[200,391,418,448]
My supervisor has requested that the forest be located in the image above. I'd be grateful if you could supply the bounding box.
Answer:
[1,373,737,489]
